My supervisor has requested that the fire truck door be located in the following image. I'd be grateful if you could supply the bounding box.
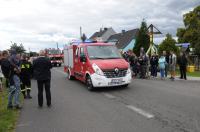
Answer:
[74,47,81,78]
[79,47,87,79]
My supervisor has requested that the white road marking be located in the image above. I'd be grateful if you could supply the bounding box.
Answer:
[103,93,116,99]
[17,122,31,127]
[126,105,154,119]
[55,68,154,119]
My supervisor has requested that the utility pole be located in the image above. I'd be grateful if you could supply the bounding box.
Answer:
[29,47,31,57]
[80,26,82,39]
[56,42,59,49]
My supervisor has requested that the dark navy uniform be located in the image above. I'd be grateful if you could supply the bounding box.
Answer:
[20,59,33,99]
[138,55,148,79]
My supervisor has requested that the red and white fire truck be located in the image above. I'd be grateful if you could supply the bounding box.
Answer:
[63,41,132,90]
[45,48,63,67]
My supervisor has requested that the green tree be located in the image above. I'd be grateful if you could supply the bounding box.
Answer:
[10,42,26,54]
[177,5,200,55]
[158,34,179,55]
[133,20,150,56]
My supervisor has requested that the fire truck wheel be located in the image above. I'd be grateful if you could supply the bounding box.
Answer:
[122,84,129,88]
[86,76,94,91]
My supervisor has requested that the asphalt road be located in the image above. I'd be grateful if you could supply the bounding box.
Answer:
[16,67,200,132]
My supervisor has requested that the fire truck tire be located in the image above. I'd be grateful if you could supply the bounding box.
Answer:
[122,84,129,88]
[67,70,74,80]
[86,76,95,91]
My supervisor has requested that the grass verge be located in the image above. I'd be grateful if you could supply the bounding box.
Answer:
[186,71,200,77]
[176,70,200,77]
[0,79,22,132]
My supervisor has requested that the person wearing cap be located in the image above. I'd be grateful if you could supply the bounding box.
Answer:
[8,50,22,109]
[20,54,33,99]
[1,50,22,109]
[33,50,52,108]
[5,50,22,109]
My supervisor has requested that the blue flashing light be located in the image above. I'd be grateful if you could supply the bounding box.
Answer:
[70,40,82,45]
[84,39,93,43]
[70,39,99,45]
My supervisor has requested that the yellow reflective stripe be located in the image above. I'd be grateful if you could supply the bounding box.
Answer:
[21,89,27,92]
[21,64,30,69]
[21,64,25,69]
[26,88,31,90]
[26,64,30,68]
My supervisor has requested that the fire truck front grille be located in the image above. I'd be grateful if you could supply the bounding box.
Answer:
[103,69,127,78]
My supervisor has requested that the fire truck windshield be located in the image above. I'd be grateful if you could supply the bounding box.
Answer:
[50,57,62,60]
[48,49,61,55]
[87,45,122,59]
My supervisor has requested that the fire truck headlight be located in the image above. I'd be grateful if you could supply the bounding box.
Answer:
[127,68,131,74]
[92,63,104,76]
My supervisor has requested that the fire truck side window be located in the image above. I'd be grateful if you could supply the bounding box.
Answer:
[80,47,85,56]
[75,48,79,58]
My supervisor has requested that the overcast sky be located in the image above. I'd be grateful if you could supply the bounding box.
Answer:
[0,0,199,51]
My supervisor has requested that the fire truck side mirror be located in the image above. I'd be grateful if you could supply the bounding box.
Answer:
[80,54,87,62]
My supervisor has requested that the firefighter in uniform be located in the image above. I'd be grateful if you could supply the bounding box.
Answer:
[20,54,32,99]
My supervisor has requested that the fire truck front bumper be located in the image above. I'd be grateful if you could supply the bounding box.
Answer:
[90,72,132,87]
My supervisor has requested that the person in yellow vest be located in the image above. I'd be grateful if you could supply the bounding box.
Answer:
[20,54,33,99]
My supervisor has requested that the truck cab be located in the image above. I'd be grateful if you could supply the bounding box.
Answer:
[45,48,63,67]
[64,42,132,90]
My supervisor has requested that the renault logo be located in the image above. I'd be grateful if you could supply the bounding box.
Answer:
[115,68,119,74]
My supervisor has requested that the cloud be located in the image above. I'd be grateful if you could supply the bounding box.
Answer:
[0,0,199,51]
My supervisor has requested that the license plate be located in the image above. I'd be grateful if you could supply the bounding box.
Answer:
[109,78,123,85]
[111,78,122,83]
